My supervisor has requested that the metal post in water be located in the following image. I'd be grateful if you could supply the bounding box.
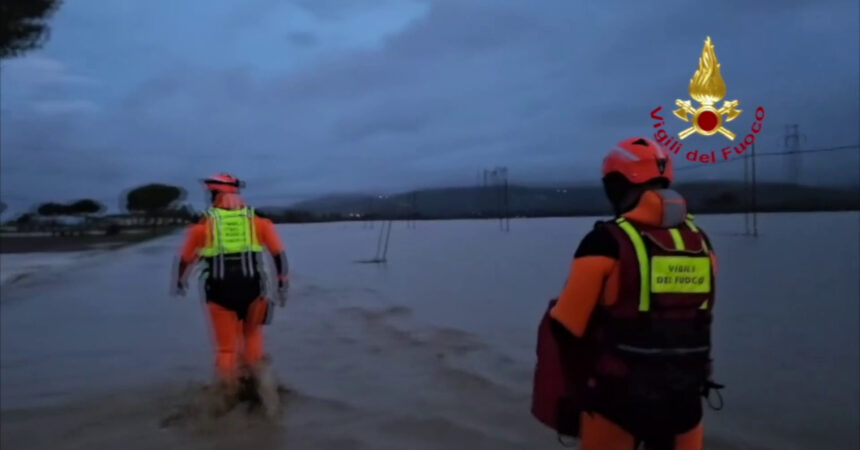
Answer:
[375,222,385,260]
[381,220,393,262]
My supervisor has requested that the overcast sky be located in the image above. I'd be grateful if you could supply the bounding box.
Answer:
[1,0,858,213]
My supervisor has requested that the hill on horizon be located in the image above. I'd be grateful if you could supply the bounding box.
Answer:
[256,181,859,220]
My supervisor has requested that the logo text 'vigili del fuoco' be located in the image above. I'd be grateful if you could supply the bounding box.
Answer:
[650,36,766,164]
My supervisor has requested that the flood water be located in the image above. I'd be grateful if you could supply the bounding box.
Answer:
[1,212,858,450]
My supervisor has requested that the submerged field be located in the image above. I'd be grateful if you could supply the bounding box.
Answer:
[1,212,858,450]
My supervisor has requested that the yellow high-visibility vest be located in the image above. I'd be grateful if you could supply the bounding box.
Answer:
[199,207,263,257]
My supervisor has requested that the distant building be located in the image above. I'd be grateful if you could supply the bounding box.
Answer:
[22,215,87,228]
[100,214,137,226]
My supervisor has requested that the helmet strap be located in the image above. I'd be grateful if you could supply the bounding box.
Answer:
[618,189,645,216]
[603,174,636,216]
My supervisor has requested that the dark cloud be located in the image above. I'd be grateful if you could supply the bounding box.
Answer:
[383,0,546,58]
[1,0,858,214]
[335,107,431,142]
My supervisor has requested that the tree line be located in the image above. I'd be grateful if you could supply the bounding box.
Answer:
[3,183,199,234]
[36,199,103,217]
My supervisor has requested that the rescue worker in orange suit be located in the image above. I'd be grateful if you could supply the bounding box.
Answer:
[172,173,289,416]
[534,138,722,450]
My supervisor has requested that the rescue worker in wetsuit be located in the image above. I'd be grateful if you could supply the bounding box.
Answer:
[173,173,289,415]
[549,137,720,450]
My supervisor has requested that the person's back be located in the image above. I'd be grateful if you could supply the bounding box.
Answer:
[533,138,722,450]
[173,174,290,416]
[184,194,285,311]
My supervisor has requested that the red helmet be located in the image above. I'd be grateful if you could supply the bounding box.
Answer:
[602,137,673,184]
[203,173,243,193]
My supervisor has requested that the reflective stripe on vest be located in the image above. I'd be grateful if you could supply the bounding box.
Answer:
[615,217,712,312]
[199,207,263,257]
[669,229,685,250]
[616,218,650,312]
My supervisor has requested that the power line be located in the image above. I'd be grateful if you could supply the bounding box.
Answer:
[757,145,858,157]
[675,144,859,172]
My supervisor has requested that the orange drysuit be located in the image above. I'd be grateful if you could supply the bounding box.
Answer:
[550,190,717,450]
[177,195,287,384]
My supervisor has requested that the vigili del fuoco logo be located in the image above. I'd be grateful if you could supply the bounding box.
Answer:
[650,36,766,164]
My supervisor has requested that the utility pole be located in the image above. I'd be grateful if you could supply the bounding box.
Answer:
[483,169,490,218]
[489,166,509,232]
[496,168,503,231]
[751,141,758,237]
[481,167,509,231]
[502,167,510,232]
[743,149,750,235]
[363,199,374,229]
[784,124,805,185]
[361,219,393,264]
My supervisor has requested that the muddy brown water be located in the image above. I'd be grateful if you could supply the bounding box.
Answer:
[2,213,858,449]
